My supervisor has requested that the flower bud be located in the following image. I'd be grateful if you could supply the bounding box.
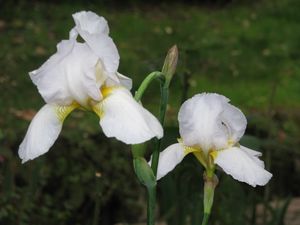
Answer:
[133,157,157,188]
[162,45,178,83]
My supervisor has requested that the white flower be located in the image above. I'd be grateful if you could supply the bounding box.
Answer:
[154,93,272,187]
[19,11,163,163]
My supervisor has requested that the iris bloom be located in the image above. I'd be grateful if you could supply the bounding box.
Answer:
[19,11,163,163]
[155,93,272,187]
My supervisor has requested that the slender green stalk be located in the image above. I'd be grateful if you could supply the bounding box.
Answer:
[151,82,168,175]
[133,72,167,225]
[201,213,210,225]
[134,71,164,102]
[132,46,178,225]
[147,187,156,225]
[151,45,178,174]
[202,171,218,225]
[147,81,169,225]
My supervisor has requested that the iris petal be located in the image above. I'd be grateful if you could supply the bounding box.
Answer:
[93,87,163,144]
[19,104,77,163]
[214,147,272,187]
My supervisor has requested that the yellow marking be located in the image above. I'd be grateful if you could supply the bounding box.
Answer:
[183,145,198,155]
[100,86,116,98]
[91,85,120,118]
[209,150,218,161]
[92,102,104,118]
[55,103,79,122]
[227,138,235,147]
[177,138,183,143]
[177,138,208,168]
[193,151,208,169]
[178,138,196,155]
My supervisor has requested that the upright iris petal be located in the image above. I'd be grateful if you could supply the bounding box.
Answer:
[19,11,163,163]
[155,93,272,187]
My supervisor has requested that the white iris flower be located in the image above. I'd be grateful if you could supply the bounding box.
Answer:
[19,11,163,163]
[155,93,272,187]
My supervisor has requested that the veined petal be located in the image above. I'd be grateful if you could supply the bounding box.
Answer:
[93,87,163,144]
[18,104,77,163]
[214,147,272,187]
[153,143,186,180]
[72,11,119,74]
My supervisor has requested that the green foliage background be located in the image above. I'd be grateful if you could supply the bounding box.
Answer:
[0,0,299,224]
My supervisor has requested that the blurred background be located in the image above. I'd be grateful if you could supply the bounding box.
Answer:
[0,0,300,224]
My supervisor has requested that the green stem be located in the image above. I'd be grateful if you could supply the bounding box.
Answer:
[151,82,169,175]
[148,77,169,225]
[133,71,168,225]
[202,172,218,225]
[134,71,164,102]
[133,46,177,225]
[201,213,210,225]
[147,187,156,225]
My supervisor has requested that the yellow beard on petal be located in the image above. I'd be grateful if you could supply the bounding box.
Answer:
[100,85,117,98]
[55,102,79,123]
[177,138,208,168]
[92,102,104,119]
[209,150,218,161]
[91,85,119,118]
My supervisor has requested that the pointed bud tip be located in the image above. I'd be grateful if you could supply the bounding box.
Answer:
[169,44,178,55]
[162,45,178,82]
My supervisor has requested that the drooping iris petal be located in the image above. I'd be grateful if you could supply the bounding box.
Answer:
[30,40,102,107]
[18,104,76,163]
[214,147,272,187]
[93,87,163,144]
[71,11,119,74]
[153,143,185,180]
[241,145,265,168]
[241,145,262,157]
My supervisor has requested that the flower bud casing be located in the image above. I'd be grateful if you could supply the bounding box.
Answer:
[133,157,157,188]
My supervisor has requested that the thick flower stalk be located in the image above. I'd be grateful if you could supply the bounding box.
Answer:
[153,93,272,224]
[19,11,163,163]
